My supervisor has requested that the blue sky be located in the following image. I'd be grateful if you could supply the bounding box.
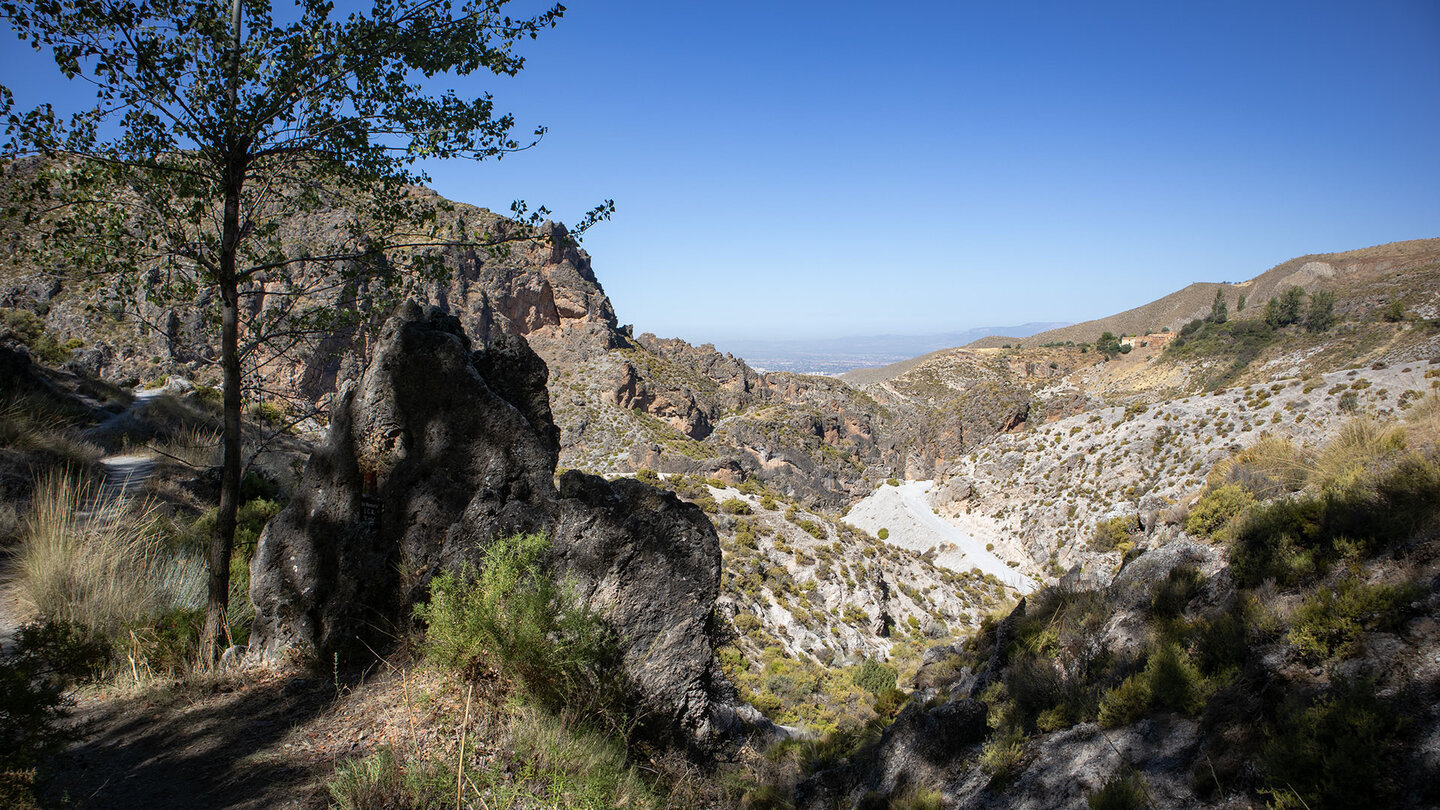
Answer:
[5,1,1439,343]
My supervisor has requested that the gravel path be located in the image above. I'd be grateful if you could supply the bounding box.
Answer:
[844,480,1037,592]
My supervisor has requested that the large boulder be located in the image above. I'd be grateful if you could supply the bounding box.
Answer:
[249,302,724,746]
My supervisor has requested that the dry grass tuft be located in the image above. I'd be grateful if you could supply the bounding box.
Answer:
[0,394,104,468]
[19,472,205,637]
[1310,418,1407,495]
[151,424,222,469]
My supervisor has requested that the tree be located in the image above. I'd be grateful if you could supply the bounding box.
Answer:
[1305,290,1336,333]
[1207,288,1228,324]
[1,0,610,664]
[1265,286,1306,329]
[1097,331,1122,357]
[1236,293,1246,312]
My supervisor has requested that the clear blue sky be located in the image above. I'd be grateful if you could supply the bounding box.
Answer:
[5,1,1439,342]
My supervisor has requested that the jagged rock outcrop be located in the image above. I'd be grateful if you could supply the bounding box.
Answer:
[248,302,725,745]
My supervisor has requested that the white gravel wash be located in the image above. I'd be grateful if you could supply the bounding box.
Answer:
[845,480,1037,592]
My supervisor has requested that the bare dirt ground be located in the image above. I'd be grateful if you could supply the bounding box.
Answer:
[43,660,465,809]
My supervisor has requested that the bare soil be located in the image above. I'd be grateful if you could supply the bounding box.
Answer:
[43,661,463,809]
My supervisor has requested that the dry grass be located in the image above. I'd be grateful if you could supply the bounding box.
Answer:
[19,472,205,637]
[151,424,222,468]
[0,394,104,468]
[1403,391,1440,450]
[1207,434,1313,498]
[1310,418,1407,494]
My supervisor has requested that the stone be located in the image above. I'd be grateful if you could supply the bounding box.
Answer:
[248,302,728,748]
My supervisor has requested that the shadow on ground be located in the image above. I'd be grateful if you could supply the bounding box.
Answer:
[43,666,374,810]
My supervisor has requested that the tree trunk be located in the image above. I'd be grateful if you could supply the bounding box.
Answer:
[201,175,245,666]
[202,0,246,667]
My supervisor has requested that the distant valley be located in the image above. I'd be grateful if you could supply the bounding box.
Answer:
[711,323,1069,375]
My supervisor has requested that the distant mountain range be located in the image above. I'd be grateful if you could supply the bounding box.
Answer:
[709,323,1070,374]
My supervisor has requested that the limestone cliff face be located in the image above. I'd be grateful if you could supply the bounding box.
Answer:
[1,169,910,507]
[248,303,725,746]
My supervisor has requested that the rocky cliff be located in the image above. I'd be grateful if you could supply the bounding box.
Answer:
[1,162,910,509]
[247,303,726,746]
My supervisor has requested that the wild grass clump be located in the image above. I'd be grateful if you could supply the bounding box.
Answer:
[415,533,627,725]
[1087,769,1149,810]
[1206,435,1311,499]
[327,745,451,810]
[0,394,104,469]
[19,473,206,639]
[151,424,221,468]
[499,706,657,810]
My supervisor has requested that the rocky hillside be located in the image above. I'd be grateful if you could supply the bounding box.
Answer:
[969,238,1440,349]
[0,160,908,508]
[789,398,1440,809]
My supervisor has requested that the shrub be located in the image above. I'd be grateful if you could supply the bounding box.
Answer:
[1262,680,1404,807]
[720,498,752,515]
[415,533,626,721]
[1184,484,1254,538]
[877,528,889,540]
[1149,565,1203,619]
[979,728,1026,782]
[1287,575,1422,662]
[1087,770,1149,810]
[794,519,826,540]
[1229,452,1440,586]
[0,620,107,772]
[1098,644,1210,727]
[1091,515,1138,551]
[851,659,898,696]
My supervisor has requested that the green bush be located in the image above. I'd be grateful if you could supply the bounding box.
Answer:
[1287,575,1422,662]
[1262,680,1404,808]
[720,498,753,515]
[1091,515,1138,551]
[415,534,626,721]
[1149,565,1202,619]
[979,727,1026,782]
[1098,644,1210,727]
[877,528,889,540]
[1184,484,1254,538]
[794,519,826,540]
[1,620,107,772]
[1229,454,1440,586]
[851,658,898,696]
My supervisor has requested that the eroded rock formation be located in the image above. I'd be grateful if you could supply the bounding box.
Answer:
[249,302,725,745]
